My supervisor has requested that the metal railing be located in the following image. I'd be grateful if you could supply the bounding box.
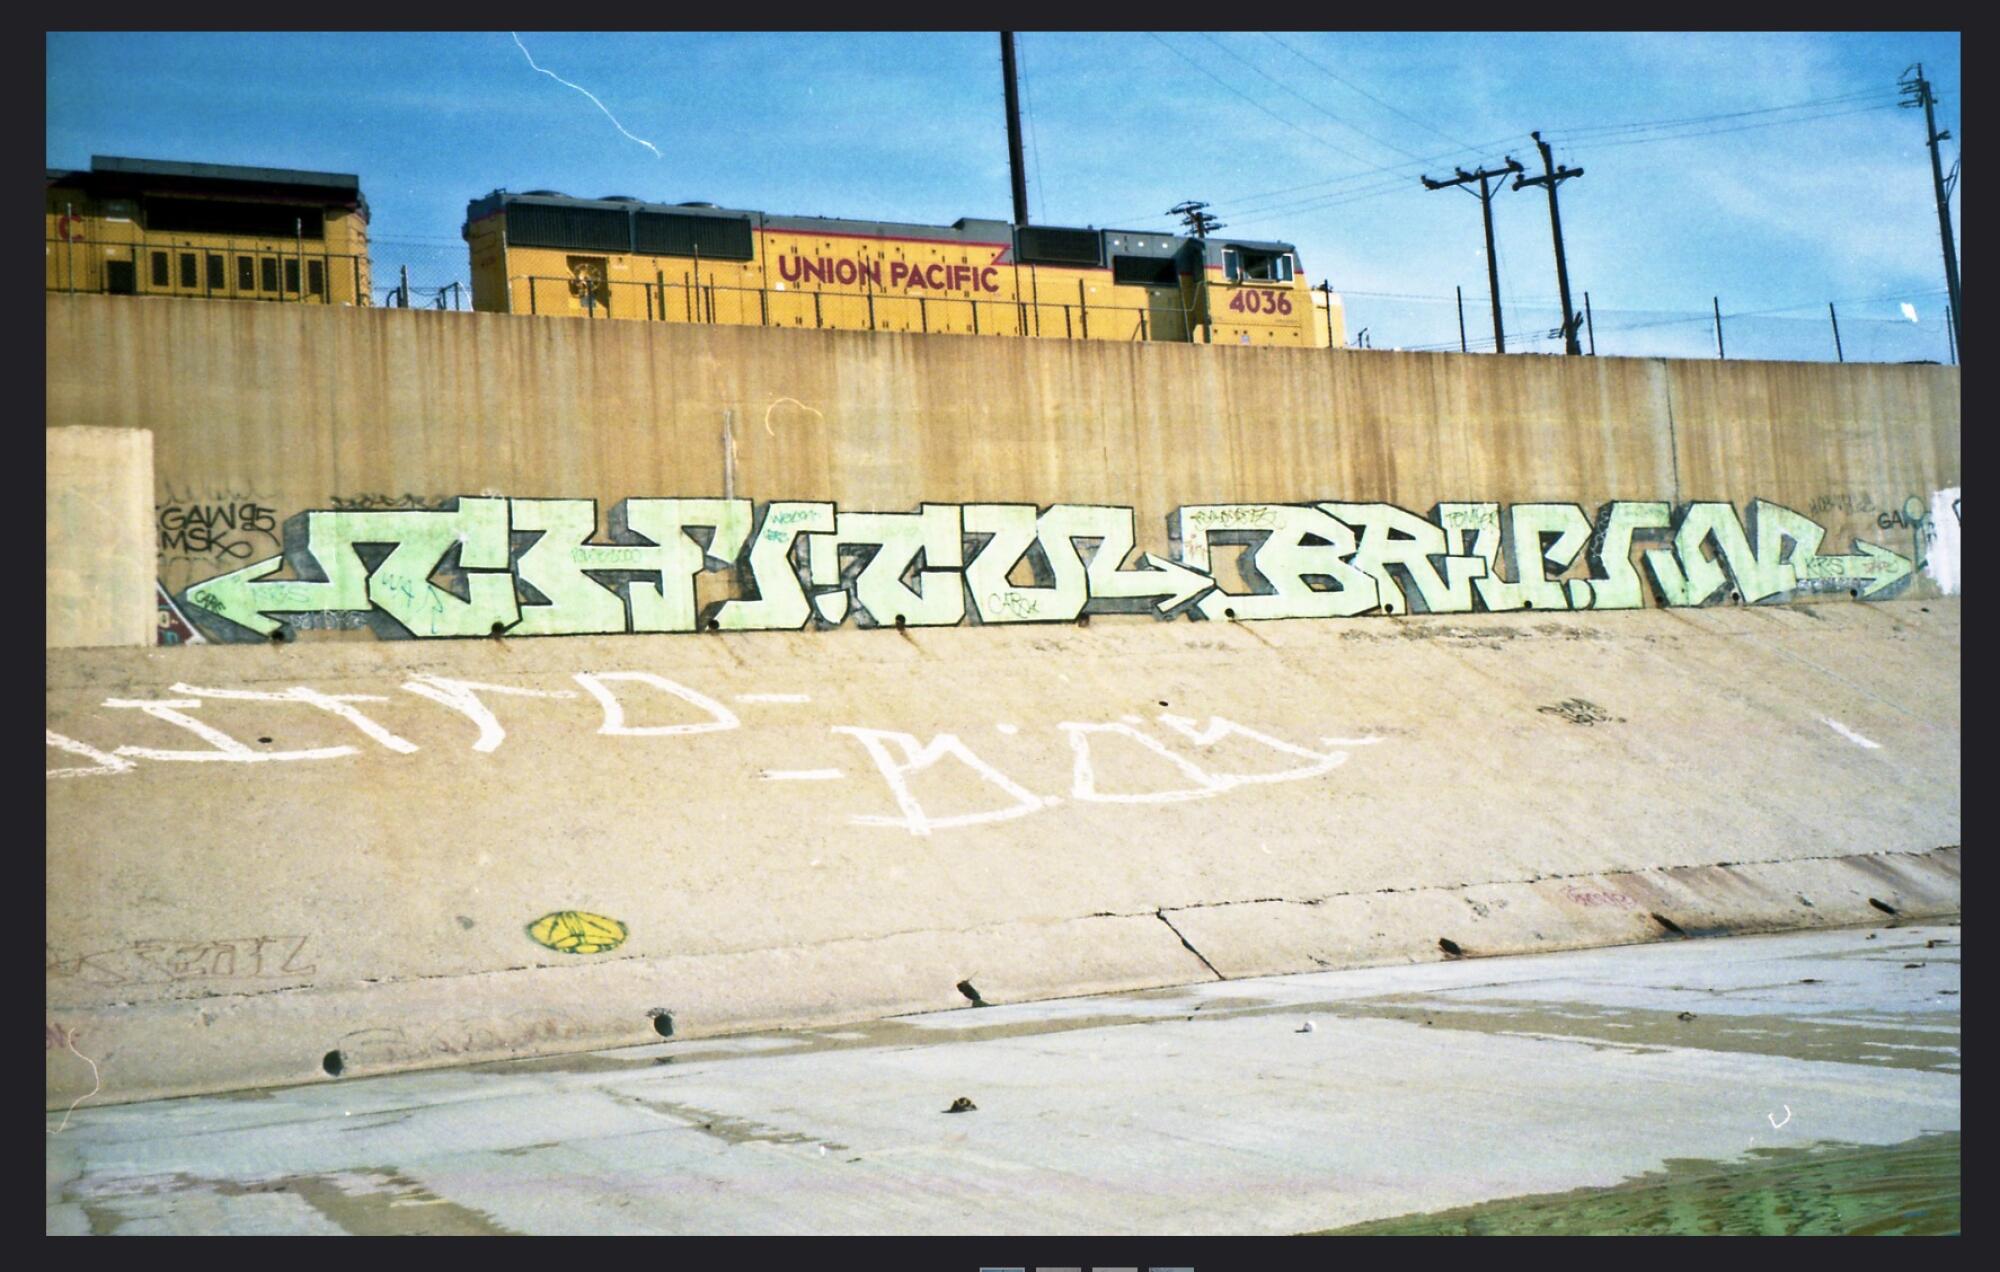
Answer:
[46,232,370,305]
[503,273,1305,345]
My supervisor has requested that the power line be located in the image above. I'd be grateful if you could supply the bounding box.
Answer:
[1544,88,1892,140]
[1261,32,1479,151]
[1572,101,1900,151]
[1144,32,1377,168]
[1193,32,1429,164]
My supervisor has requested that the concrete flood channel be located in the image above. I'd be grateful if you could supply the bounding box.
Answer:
[47,924,1958,1235]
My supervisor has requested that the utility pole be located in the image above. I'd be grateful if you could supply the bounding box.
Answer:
[1422,157,1522,353]
[1900,64,1960,355]
[1169,200,1225,238]
[1000,33,1031,226]
[1513,131,1584,355]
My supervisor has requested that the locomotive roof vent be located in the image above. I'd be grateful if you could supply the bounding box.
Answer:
[677,201,720,208]
[522,189,569,198]
[600,195,641,202]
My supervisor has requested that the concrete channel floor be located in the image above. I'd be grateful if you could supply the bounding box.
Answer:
[47,923,1960,1235]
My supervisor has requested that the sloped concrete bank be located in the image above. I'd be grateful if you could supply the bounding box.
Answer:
[46,598,1958,1107]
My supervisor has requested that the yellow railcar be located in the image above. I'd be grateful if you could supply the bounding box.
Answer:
[463,191,1343,348]
[46,156,371,306]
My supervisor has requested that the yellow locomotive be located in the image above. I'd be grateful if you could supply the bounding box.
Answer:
[463,190,1342,348]
[45,156,371,306]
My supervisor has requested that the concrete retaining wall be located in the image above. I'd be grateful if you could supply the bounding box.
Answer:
[45,295,1960,607]
[44,297,1961,1105]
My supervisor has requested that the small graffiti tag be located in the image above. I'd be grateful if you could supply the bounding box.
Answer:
[527,911,628,955]
[1538,698,1624,726]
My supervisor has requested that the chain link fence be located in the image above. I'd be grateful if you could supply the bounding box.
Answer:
[87,234,1954,366]
[367,238,472,310]
[1339,289,1957,364]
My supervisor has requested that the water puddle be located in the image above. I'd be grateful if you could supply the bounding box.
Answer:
[1312,1132,1960,1235]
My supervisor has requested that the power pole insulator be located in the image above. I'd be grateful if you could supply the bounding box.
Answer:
[1421,158,1522,353]
[1169,200,1225,238]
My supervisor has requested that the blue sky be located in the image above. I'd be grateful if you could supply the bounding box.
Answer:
[47,31,1960,360]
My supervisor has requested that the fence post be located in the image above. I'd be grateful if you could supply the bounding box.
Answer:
[919,295,928,333]
[814,291,823,329]
[1712,296,1725,359]
[1064,304,1072,339]
[1456,284,1467,353]
[1583,292,1595,355]
[972,297,980,335]
[1078,279,1089,339]
[530,277,538,315]
[1947,302,1957,365]
[1829,303,1844,363]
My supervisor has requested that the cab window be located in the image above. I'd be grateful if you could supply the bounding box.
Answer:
[1227,247,1294,283]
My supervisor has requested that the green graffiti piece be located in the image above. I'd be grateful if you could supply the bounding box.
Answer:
[508,499,634,636]
[964,504,1204,623]
[1322,503,1485,614]
[1798,539,1914,598]
[808,505,965,627]
[713,502,836,631]
[616,498,753,632]
[1182,505,1380,621]
[183,501,515,637]
[964,504,1069,623]
[1053,505,1211,614]
[1741,499,1828,599]
[1479,504,1592,612]
[182,554,293,637]
[360,499,519,637]
[1648,501,1825,606]
[1587,502,1672,610]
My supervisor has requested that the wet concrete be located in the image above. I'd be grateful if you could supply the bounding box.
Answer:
[47,923,1959,1234]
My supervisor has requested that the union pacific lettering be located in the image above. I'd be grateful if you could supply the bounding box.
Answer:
[776,255,1003,294]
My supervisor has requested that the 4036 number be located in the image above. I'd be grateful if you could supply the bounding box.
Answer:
[1226,289,1293,315]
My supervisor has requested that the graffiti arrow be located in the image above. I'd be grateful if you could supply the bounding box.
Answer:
[1798,539,1915,598]
[180,555,289,637]
[1139,552,1216,613]
[1083,550,1214,614]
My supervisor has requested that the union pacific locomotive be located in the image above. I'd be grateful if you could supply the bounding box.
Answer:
[463,190,1342,347]
[42,154,1345,348]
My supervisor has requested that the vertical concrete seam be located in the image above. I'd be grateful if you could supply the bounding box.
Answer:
[1660,359,1682,506]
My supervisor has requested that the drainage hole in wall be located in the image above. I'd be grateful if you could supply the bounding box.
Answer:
[257,737,273,745]
[707,618,720,632]
[1651,912,1688,937]
[955,979,986,1006]
[1076,614,1090,627]
[1849,589,1859,599]
[1868,898,1899,915]
[1437,937,1464,957]
[894,615,906,629]
[648,1010,675,1038]
[1224,608,1237,620]
[322,1050,345,1077]
[490,622,505,636]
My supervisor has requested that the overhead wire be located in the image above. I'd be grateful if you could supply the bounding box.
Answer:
[1261,32,1480,152]
[1192,32,1429,164]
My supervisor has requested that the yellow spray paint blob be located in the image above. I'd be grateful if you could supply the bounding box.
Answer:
[528,911,628,955]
